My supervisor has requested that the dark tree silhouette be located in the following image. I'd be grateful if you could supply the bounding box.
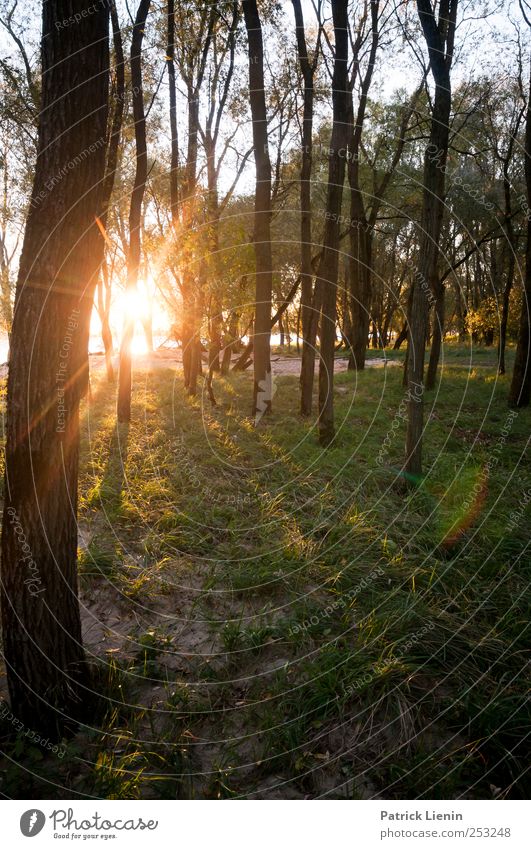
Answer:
[117,0,151,423]
[97,0,125,382]
[509,4,531,407]
[405,0,457,478]
[292,0,320,416]
[0,0,109,739]
[316,0,349,445]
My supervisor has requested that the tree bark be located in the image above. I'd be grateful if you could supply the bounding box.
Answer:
[497,246,515,375]
[497,155,519,373]
[426,278,445,389]
[0,0,109,739]
[117,0,151,423]
[509,63,531,407]
[292,0,317,415]
[317,0,349,445]
[243,0,273,419]
[405,0,457,479]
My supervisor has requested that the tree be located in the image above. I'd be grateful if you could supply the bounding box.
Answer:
[292,0,321,416]
[175,0,216,395]
[404,0,457,479]
[97,0,125,383]
[316,0,349,445]
[199,1,242,377]
[0,0,109,738]
[243,0,273,418]
[117,0,151,423]
[167,0,179,229]
[345,0,380,372]
[509,2,531,407]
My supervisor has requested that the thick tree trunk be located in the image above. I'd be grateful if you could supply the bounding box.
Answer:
[243,0,273,419]
[317,0,349,445]
[117,0,151,423]
[0,0,109,740]
[405,0,456,479]
[509,65,531,407]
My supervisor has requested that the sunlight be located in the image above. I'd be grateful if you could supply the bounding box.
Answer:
[124,288,152,357]
[124,289,145,323]
[131,331,149,356]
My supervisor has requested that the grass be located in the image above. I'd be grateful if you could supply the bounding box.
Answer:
[0,343,529,799]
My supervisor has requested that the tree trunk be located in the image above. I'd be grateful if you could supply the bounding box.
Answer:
[117,0,151,423]
[394,320,408,349]
[498,162,518,374]
[497,250,515,375]
[243,0,273,419]
[97,262,114,381]
[292,0,317,415]
[167,0,179,225]
[454,276,466,342]
[182,96,200,395]
[0,0,109,740]
[317,0,349,445]
[509,64,531,407]
[426,278,444,389]
[405,0,457,480]
[203,5,238,380]
[221,310,240,374]
[100,0,125,223]
[205,134,223,375]
[346,1,379,372]
[94,0,124,386]
[347,222,371,370]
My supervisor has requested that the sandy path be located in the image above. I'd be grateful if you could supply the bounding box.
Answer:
[0,349,399,381]
[87,349,399,377]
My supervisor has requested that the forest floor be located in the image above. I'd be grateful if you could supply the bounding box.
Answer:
[0,344,529,799]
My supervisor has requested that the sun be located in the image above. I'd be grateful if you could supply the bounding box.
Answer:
[123,289,150,356]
